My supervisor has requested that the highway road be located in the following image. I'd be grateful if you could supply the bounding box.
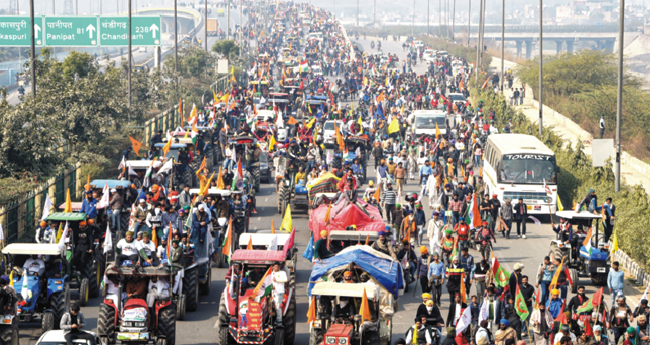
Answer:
[12,31,595,345]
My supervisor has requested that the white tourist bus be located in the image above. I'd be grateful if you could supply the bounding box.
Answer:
[482,134,558,216]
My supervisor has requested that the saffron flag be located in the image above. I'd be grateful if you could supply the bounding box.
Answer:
[373,183,381,202]
[472,193,482,228]
[64,189,72,213]
[129,136,144,157]
[435,123,441,139]
[307,296,317,324]
[550,257,565,291]
[222,217,233,258]
[460,273,467,303]
[287,116,298,125]
[360,288,371,323]
[161,139,172,157]
[280,205,293,232]
[247,237,253,250]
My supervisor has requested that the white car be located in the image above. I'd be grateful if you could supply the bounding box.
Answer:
[323,120,343,146]
[37,330,105,345]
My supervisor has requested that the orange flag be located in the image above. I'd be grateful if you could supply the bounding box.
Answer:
[365,234,370,245]
[247,237,253,250]
[550,256,565,291]
[178,98,183,117]
[460,273,467,303]
[152,226,158,248]
[271,219,275,234]
[287,116,298,125]
[460,165,465,178]
[161,139,172,157]
[198,156,207,172]
[307,296,317,324]
[85,174,91,191]
[481,76,491,89]
[216,167,225,189]
[129,136,144,157]
[334,123,345,152]
[324,204,332,225]
[459,79,465,91]
[201,172,215,196]
[359,288,371,323]
[373,183,381,202]
[64,189,72,213]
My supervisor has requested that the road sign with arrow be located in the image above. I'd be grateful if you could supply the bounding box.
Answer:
[0,16,44,47]
[44,16,98,46]
[99,16,161,46]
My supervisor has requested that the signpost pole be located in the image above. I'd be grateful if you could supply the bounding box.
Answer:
[30,0,36,98]
[128,0,132,120]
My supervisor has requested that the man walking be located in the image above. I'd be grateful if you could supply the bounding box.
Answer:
[513,198,527,239]
[608,261,625,306]
[599,115,605,139]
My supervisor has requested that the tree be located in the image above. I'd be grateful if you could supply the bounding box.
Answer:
[62,51,95,80]
[212,40,239,59]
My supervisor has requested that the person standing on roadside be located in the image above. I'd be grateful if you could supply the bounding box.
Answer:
[599,115,605,139]
[513,198,528,239]
[607,261,625,307]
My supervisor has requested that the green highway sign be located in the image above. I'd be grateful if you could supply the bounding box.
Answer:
[99,16,161,46]
[0,15,161,47]
[0,16,44,47]
[44,16,98,46]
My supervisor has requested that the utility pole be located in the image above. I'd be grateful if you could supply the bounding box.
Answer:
[615,0,625,192]
[227,0,230,39]
[500,0,504,92]
[239,0,242,55]
[475,0,482,83]
[479,0,485,65]
[357,0,359,27]
[539,0,543,137]
[452,0,455,41]
[52,0,55,14]
[412,0,415,37]
[467,0,471,46]
[100,0,102,14]
[30,0,36,97]
[427,0,430,37]
[374,0,376,25]
[438,0,441,37]
[205,0,208,55]
[175,0,178,73]
[128,0,132,121]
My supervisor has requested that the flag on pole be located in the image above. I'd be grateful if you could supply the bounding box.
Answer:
[97,182,110,209]
[550,257,565,290]
[491,254,511,288]
[129,136,144,157]
[435,123,441,139]
[103,223,112,254]
[612,230,619,254]
[64,189,72,213]
[161,139,172,157]
[222,217,233,260]
[58,221,69,250]
[252,267,274,302]
[460,273,467,303]
[583,226,594,257]
[42,193,53,220]
[280,205,293,232]
[307,296,317,324]
[247,237,253,250]
[456,306,473,333]
[515,282,530,321]
[360,288,371,323]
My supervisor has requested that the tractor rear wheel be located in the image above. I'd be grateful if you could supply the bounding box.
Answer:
[80,258,99,299]
[250,166,260,192]
[158,304,177,345]
[97,303,116,345]
[274,328,284,345]
[199,267,211,296]
[332,156,341,170]
[283,294,296,345]
[79,278,89,307]
[41,311,54,334]
[50,290,66,330]
[182,168,193,188]
[0,320,18,345]
[309,330,324,345]
[176,294,186,321]
[183,267,199,312]
[570,268,579,293]
[218,294,233,345]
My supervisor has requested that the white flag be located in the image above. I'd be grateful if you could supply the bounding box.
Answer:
[155,159,174,178]
[103,223,112,254]
[128,165,138,176]
[0,223,4,241]
[275,110,284,128]
[118,156,126,170]
[326,151,333,164]
[42,193,53,221]
[456,306,473,333]
[97,183,110,209]
[58,221,69,250]
[267,235,278,251]
[641,287,648,304]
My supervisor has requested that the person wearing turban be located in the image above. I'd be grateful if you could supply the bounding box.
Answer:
[313,230,332,261]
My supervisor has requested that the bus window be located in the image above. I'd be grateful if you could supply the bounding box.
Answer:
[499,155,557,184]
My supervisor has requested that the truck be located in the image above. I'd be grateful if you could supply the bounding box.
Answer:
[207,18,218,36]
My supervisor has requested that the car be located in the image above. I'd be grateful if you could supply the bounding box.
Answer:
[323,120,343,146]
[37,330,104,345]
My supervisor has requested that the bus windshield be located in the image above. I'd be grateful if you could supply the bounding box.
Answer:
[499,154,556,184]
[415,116,445,129]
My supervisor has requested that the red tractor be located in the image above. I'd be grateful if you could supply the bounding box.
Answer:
[97,264,182,345]
[217,236,297,345]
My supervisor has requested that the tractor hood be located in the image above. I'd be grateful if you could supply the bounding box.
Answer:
[579,246,608,261]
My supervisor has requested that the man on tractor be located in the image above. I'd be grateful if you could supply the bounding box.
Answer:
[61,303,95,345]
[271,263,287,324]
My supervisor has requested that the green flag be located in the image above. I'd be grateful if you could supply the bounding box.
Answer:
[491,255,510,288]
[575,296,594,314]
[515,282,530,321]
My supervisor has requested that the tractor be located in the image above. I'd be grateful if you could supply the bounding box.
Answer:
[161,136,207,188]
[180,126,214,169]
[97,264,180,345]
[549,210,611,291]
[3,243,70,333]
[88,179,136,244]
[124,160,164,189]
[307,247,401,345]
[45,213,101,307]
[153,143,194,188]
[228,136,262,192]
[237,232,298,288]
[277,171,309,216]
[331,137,369,179]
[217,238,297,345]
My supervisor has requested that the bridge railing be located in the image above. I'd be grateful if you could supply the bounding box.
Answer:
[469,24,620,34]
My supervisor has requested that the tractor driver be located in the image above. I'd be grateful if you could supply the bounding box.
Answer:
[248,267,265,288]
[552,218,573,243]
[74,221,94,272]
[351,159,364,178]
[333,296,356,323]
[23,254,45,277]
[570,225,588,263]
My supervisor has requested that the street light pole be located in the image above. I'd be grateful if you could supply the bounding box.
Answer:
[539,0,543,137]
[615,0,625,192]
[204,0,208,54]
[128,0,132,121]
[412,0,415,37]
[227,0,230,39]
[427,0,430,37]
[467,0,471,47]
[30,0,36,97]
[438,0,441,37]
[374,0,376,25]
[500,0,504,92]
[357,0,359,27]
[174,0,178,73]
[452,0,455,41]
[475,0,482,83]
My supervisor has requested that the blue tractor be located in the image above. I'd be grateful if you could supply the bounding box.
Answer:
[332,137,369,184]
[3,243,70,333]
[278,170,310,215]
[549,211,610,291]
